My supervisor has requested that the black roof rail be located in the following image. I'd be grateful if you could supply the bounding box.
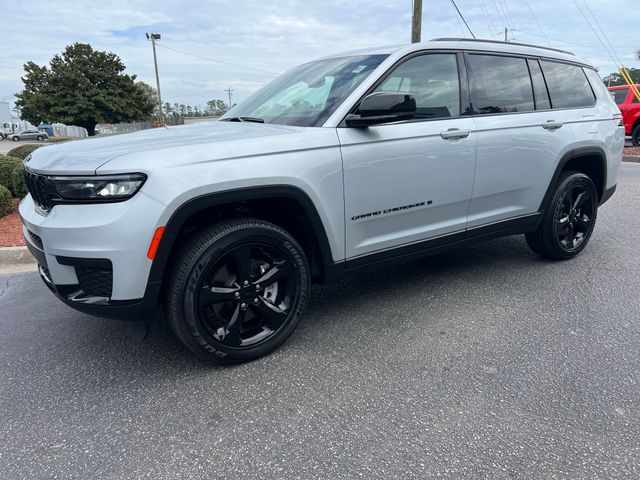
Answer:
[430,37,575,56]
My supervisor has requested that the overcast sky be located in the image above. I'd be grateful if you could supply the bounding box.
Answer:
[1,0,638,111]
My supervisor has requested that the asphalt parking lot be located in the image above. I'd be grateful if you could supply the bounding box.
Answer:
[1,164,640,479]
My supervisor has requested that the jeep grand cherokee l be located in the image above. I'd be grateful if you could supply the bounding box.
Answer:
[20,39,624,363]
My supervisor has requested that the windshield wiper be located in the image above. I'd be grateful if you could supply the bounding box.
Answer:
[222,116,265,123]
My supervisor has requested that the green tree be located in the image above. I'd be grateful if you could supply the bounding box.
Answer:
[602,67,640,86]
[15,43,155,135]
[206,99,229,116]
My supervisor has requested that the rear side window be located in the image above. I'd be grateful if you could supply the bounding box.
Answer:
[528,59,551,110]
[540,61,595,108]
[467,54,534,114]
[610,88,629,105]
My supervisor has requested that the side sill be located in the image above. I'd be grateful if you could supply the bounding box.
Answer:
[338,213,542,275]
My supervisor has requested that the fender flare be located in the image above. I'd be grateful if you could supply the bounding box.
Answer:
[146,185,338,292]
[538,146,607,211]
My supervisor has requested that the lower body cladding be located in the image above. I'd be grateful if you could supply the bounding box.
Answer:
[19,192,169,320]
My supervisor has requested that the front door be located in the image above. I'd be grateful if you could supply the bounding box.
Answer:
[338,52,477,259]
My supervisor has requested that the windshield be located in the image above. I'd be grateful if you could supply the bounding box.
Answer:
[220,54,388,127]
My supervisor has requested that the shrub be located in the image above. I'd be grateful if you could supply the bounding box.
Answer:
[0,184,11,217]
[0,155,22,196]
[10,163,27,197]
[6,143,42,160]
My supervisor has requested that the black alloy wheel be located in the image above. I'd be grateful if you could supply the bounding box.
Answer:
[526,171,598,260]
[197,242,298,348]
[166,218,310,364]
[554,182,595,251]
[632,124,640,147]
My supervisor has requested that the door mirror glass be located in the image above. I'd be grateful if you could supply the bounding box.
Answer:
[346,92,416,127]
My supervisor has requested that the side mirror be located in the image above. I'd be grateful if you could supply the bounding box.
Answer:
[346,92,416,127]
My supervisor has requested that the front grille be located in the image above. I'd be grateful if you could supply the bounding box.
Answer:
[75,267,113,298]
[28,230,43,249]
[23,169,57,212]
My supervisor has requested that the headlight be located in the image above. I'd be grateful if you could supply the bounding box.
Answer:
[48,173,147,201]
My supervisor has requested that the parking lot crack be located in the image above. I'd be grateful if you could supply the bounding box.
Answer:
[0,276,11,300]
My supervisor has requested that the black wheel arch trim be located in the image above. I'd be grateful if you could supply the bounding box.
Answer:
[146,185,339,297]
[538,146,608,211]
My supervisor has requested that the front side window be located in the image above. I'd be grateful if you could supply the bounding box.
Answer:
[372,53,461,119]
[220,55,387,127]
[467,54,534,114]
[540,61,595,109]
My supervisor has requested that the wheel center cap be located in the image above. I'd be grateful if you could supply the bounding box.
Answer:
[240,284,255,300]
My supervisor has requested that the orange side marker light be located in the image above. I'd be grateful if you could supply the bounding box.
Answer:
[147,226,165,260]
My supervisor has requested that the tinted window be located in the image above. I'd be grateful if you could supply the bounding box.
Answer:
[610,88,629,105]
[540,61,595,108]
[634,93,640,104]
[374,54,460,119]
[467,54,534,114]
[528,59,551,110]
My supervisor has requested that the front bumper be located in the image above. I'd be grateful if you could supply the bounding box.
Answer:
[19,192,170,320]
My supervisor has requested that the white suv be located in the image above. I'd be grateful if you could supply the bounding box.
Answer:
[20,39,624,363]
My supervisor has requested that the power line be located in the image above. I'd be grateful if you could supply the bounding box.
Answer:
[581,0,624,66]
[450,0,476,38]
[156,43,279,76]
[479,0,499,37]
[492,0,508,30]
[571,0,618,66]
[499,0,516,30]
[523,0,551,46]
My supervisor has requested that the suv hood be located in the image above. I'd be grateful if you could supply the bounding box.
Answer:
[25,121,336,175]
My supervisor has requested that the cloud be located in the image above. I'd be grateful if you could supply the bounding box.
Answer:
[1,0,638,109]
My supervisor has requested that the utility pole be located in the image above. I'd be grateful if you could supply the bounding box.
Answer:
[146,33,164,126]
[411,0,422,43]
[504,27,508,42]
[225,88,233,110]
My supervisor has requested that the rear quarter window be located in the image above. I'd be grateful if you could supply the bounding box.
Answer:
[540,60,595,109]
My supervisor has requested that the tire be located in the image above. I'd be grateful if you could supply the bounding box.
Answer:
[36,135,44,141]
[165,218,311,364]
[632,124,640,147]
[12,136,19,142]
[526,171,598,260]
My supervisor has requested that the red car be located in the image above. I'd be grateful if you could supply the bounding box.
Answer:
[608,84,640,145]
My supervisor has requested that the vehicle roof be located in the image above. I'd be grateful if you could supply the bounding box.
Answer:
[608,84,640,89]
[319,38,594,69]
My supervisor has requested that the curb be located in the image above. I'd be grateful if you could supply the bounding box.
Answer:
[623,156,640,163]
[0,246,37,274]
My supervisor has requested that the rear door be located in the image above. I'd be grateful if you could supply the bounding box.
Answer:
[339,52,477,259]
[465,53,587,227]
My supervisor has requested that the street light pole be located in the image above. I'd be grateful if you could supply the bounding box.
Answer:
[146,33,164,126]
[411,0,422,43]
